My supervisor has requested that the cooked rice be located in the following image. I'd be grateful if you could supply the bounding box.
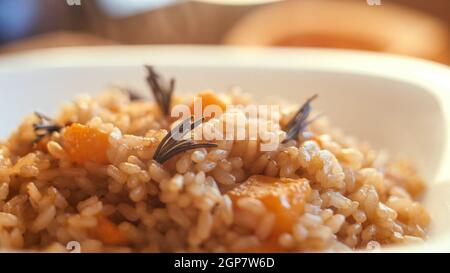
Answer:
[0,88,429,252]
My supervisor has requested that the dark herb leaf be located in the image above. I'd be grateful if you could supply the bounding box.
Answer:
[153,116,217,164]
[127,89,144,101]
[145,65,175,116]
[32,112,64,144]
[112,85,144,101]
[282,94,318,143]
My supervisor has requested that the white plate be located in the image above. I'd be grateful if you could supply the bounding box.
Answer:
[0,46,449,252]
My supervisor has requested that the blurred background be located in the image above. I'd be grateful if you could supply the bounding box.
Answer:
[0,0,448,63]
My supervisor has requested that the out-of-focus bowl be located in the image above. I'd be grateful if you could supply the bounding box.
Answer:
[223,0,450,63]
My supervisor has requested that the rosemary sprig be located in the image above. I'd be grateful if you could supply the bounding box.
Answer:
[113,66,175,113]
[112,85,143,101]
[127,89,144,101]
[32,112,64,144]
[153,116,217,164]
[282,94,319,144]
[145,65,175,116]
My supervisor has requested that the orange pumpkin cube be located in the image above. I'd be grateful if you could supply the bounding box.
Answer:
[92,216,129,246]
[62,123,110,164]
[189,91,227,119]
[228,175,311,239]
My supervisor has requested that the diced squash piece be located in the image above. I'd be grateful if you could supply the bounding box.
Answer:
[92,216,128,246]
[62,123,109,164]
[189,90,227,116]
[35,137,50,152]
[228,175,311,239]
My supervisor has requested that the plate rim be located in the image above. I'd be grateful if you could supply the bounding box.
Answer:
[0,45,449,252]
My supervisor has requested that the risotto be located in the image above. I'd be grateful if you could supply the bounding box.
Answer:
[0,67,430,252]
